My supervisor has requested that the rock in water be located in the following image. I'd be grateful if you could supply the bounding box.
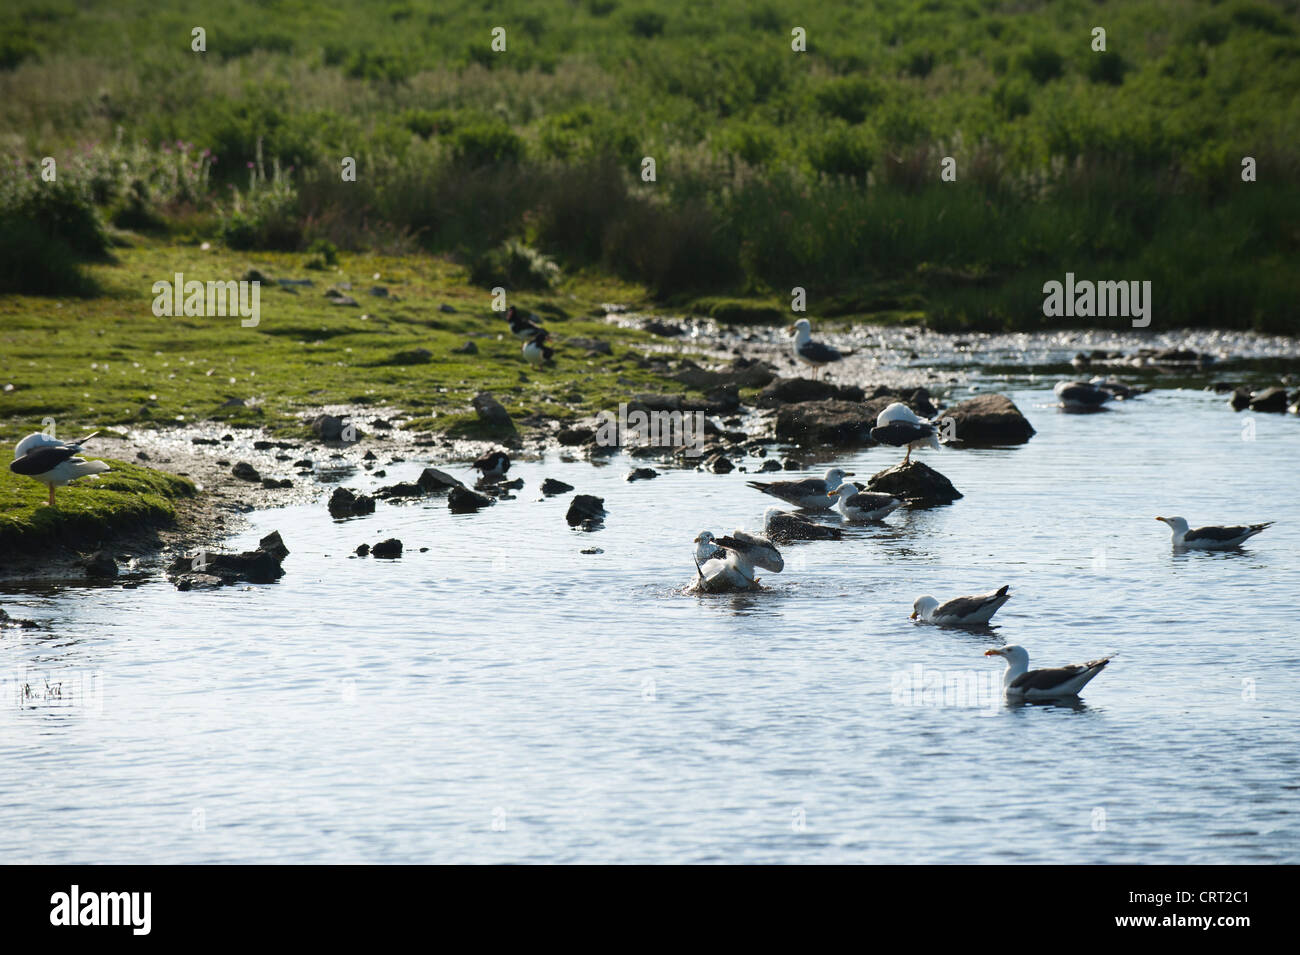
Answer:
[757,377,864,407]
[541,478,575,495]
[1250,387,1289,413]
[448,485,494,512]
[371,538,403,559]
[417,467,463,492]
[168,533,289,586]
[939,393,1036,446]
[774,400,875,446]
[867,460,962,506]
[311,413,355,441]
[258,531,290,560]
[328,487,376,517]
[472,392,516,433]
[232,461,261,482]
[81,550,118,579]
[566,494,606,529]
[1229,388,1252,411]
[625,468,658,482]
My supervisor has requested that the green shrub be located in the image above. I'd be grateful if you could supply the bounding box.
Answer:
[469,239,561,290]
[1016,43,1063,83]
[814,76,885,124]
[450,123,525,166]
[627,9,666,38]
[0,216,98,296]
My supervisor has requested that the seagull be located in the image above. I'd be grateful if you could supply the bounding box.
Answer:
[10,431,109,506]
[870,402,939,465]
[1155,516,1273,550]
[691,531,760,591]
[1054,380,1110,412]
[746,467,854,510]
[522,329,554,366]
[710,529,784,573]
[762,507,842,541]
[826,482,901,521]
[911,585,1011,625]
[471,450,510,481]
[984,645,1112,701]
[505,305,544,341]
[788,318,842,379]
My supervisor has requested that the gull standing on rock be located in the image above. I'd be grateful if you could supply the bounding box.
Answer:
[984,645,1112,701]
[911,585,1011,625]
[788,318,842,379]
[870,402,939,465]
[746,467,855,510]
[10,431,109,507]
[1155,516,1272,550]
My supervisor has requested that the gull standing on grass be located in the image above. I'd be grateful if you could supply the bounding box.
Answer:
[746,467,854,510]
[869,402,940,465]
[1155,516,1273,550]
[10,431,109,507]
[984,645,1112,701]
[911,585,1011,625]
[826,483,901,522]
[788,318,842,379]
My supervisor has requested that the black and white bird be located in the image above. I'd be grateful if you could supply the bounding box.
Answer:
[788,318,842,379]
[984,645,1112,701]
[870,402,939,465]
[1155,515,1273,550]
[10,431,109,506]
[1054,380,1111,412]
[471,450,510,481]
[911,585,1011,625]
[762,507,842,541]
[826,482,901,521]
[691,530,764,592]
[746,467,854,510]
[504,305,544,341]
[522,329,554,366]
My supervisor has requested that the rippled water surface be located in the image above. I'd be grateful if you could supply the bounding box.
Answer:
[3,385,1299,863]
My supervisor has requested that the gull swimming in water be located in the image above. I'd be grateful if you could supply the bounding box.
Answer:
[762,506,842,541]
[826,483,901,521]
[911,585,1011,625]
[787,318,842,379]
[746,467,854,510]
[10,431,109,506]
[1155,515,1272,550]
[985,644,1112,700]
[870,402,939,465]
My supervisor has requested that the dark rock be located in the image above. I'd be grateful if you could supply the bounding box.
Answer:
[259,531,290,560]
[375,481,424,499]
[867,460,962,506]
[451,340,479,355]
[389,347,432,365]
[0,605,40,628]
[311,414,357,442]
[541,478,575,495]
[782,458,803,470]
[355,544,370,557]
[673,357,777,391]
[294,459,313,468]
[191,437,220,445]
[363,450,377,460]
[232,461,260,482]
[758,459,783,472]
[417,467,462,492]
[472,392,515,433]
[557,427,594,446]
[758,377,864,407]
[625,467,659,481]
[448,485,494,512]
[643,319,684,337]
[705,454,734,474]
[81,550,118,579]
[369,286,388,297]
[567,337,612,355]
[244,268,270,284]
[371,538,403,559]
[328,487,375,517]
[775,400,875,446]
[439,303,458,313]
[1229,388,1251,411]
[1250,387,1289,413]
[566,494,606,528]
[939,393,1035,446]
[175,573,224,591]
[580,547,604,555]
[261,477,292,489]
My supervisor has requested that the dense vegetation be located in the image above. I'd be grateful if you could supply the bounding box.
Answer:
[2,0,1298,330]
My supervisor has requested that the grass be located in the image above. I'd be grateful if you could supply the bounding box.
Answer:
[1,0,1296,331]
[0,458,196,555]
[0,237,696,442]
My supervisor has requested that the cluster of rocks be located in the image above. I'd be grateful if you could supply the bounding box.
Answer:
[169,531,290,590]
[1222,384,1299,414]
[1073,347,1217,370]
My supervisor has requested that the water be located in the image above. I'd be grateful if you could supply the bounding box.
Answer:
[3,385,1298,863]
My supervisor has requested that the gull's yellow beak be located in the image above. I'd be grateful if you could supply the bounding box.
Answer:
[785,324,797,335]
[843,472,855,477]
[827,490,837,497]
[1155,516,1167,523]
[984,648,1002,656]
[909,611,918,620]
[693,535,702,543]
